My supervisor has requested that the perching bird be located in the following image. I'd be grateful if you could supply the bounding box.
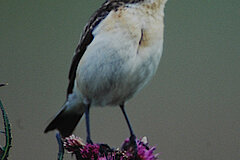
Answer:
[44,0,168,144]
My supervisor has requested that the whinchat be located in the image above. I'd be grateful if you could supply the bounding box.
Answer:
[45,0,168,145]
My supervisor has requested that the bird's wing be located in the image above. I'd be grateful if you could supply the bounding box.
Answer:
[67,1,120,95]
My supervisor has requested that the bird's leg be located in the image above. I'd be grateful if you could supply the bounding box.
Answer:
[120,104,138,156]
[120,104,135,137]
[85,104,93,144]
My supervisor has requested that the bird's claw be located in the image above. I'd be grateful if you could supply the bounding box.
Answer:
[86,136,93,144]
[130,134,138,159]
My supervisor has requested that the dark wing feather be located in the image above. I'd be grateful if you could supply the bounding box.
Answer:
[67,0,144,96]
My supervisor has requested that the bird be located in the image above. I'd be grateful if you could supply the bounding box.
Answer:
[44,0,168,145]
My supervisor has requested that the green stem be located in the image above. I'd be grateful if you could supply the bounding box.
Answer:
[0,100,12,160]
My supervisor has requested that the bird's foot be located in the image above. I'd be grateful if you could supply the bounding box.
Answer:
[86,136,93,144]
[130,134,138,158]
[99,143,113,157]
[121,134,138,159]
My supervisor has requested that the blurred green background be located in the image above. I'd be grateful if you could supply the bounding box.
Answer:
[0,0,239,159]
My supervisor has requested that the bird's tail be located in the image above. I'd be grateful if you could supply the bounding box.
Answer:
[44,101,85,137]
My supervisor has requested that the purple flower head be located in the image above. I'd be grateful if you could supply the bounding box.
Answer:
[80,143,100,159]
[64,135,85,152]
[122,137,158,160]
[63,135,159,160]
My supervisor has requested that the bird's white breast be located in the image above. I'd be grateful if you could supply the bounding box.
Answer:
[75,4,165,106]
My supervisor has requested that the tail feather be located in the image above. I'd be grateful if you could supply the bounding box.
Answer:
[44,103,85,137]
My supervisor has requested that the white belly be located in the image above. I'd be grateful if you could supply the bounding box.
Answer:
[75,6,164,106]
[76,37,163,106]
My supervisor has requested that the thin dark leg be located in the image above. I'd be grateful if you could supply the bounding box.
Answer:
[85,104,93,144]
[120,104,135,136]
[120,104,138,157]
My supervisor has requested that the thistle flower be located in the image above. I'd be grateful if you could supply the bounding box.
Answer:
[63,135,159,160]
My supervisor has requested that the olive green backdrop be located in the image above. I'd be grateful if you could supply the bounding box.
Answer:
[0,0,239,159]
